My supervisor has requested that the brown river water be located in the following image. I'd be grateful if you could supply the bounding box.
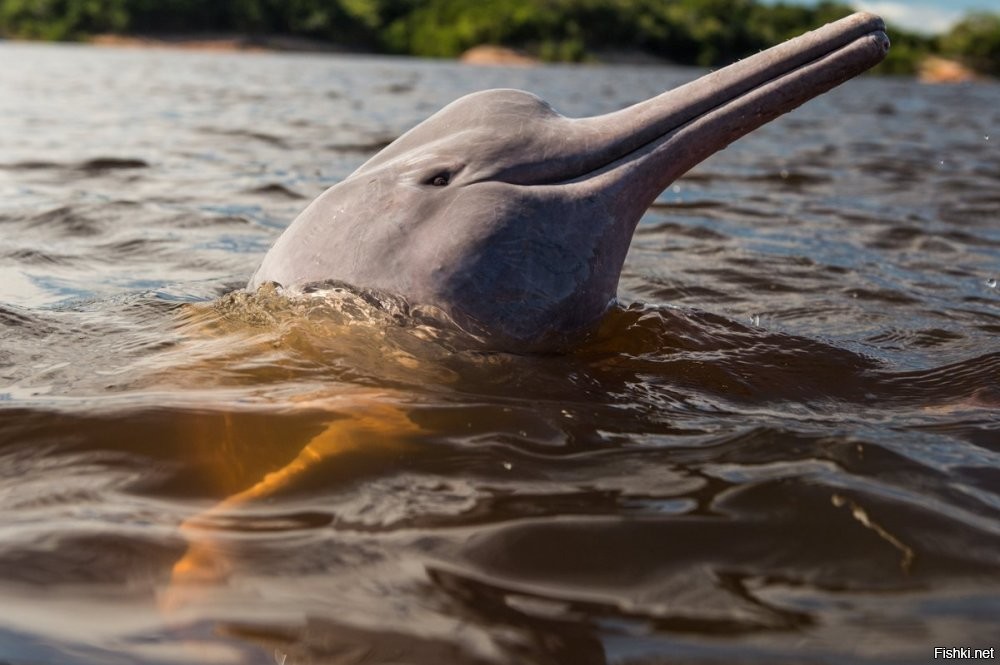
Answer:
[0,41,998,665]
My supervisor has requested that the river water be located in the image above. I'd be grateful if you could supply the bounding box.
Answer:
[0,41,998,665]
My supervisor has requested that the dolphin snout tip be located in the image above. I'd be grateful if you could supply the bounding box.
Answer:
[871,30,891,56]
[846,11,889,56]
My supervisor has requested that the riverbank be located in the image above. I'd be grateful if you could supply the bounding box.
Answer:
[81,34,675,67]
[87,32,354,53]
[2,0,998,77]
[76,32,993,82]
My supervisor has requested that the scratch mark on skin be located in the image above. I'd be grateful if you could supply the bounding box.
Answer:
[832,493,915,573]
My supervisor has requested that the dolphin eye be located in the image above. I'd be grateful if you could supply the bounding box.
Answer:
[427,172,450,187]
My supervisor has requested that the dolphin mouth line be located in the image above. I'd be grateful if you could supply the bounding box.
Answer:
[531,14,889,188]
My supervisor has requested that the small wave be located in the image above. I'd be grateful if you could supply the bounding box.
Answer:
[17,205,106,236]
[878,353,1000,406]
[77,157,149,172]
[742,170,831,187]
[377,82,416,94]
[631,279,734,303]
[0,159,62,170]
[325,136,397,152]
[577,304,882,404]
[1,158,147,172]
[3,248,73,266]
[0,303,48,330]
[637,219,729,240]
[584,303,1000,411]
[865,327,965,349]
[242,183,306,199]
[842,287,921,305]
[199,127,290,148]
[13,201,143,237]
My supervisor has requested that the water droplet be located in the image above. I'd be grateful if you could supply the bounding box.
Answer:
[988,278,998,289]
[986,135,990,141]
[749,313,761,326]
[671,184,681,193]
[502,462,513,471]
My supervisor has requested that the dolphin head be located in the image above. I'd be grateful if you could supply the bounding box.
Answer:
[249,12,888,349]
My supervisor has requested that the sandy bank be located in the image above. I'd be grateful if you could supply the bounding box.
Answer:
[88,33,351,53]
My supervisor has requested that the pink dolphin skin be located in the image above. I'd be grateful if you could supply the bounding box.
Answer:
[250,13,889,349]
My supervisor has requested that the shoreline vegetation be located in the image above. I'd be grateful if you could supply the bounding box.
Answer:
[1,0,997,81]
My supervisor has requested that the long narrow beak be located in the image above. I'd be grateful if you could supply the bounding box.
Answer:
[555,12,889,197]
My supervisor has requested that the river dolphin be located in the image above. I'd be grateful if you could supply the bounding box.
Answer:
[249,12,889,349]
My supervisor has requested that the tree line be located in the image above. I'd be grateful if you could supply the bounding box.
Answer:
[1,0,997,76]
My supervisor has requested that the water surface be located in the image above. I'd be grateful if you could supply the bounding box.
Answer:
[1,42,998,664]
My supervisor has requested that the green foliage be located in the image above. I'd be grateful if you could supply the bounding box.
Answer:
[939,12,1000,76]
[0,0,385,46]
[383,0,610,61]
[1,0,998,77]
[0,0,128,39]
[381,0,856,66]
[745,0,851,45]
[120,0,229,33]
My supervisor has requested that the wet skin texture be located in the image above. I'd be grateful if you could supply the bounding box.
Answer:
[250,13,889,350]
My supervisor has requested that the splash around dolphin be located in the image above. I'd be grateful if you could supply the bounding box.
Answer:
[249,12,889,350]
